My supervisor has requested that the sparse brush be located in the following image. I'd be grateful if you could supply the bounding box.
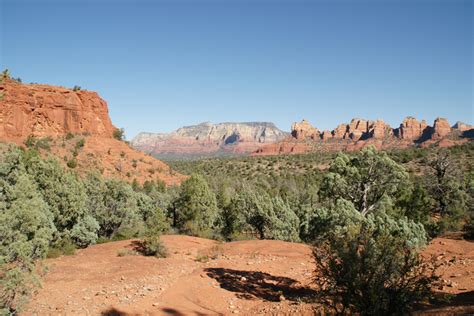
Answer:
[140,235,168,258]
[117,249,139,257]
[195,243,223,263]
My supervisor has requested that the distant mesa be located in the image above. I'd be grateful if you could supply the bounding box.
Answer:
[0,78,184,184]
[132,116,473,159]
[131,122,289,159]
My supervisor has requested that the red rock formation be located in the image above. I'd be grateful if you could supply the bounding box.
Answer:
[0,79,115,141]
[453,121,473,132]
[347,118,368,141]
[253,141,310,156]
[333,124,347,139]
[398,117,428,140]
[132,122,288,158]
[291,119,319,140]
[369,120,391,139]
[431,118,451,139]
[0,78,184,185]
[252,116,470,156]
[321,130,332,141]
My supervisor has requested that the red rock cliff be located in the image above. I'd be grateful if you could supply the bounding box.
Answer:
[0,79,116,140]
[0,78,184,185]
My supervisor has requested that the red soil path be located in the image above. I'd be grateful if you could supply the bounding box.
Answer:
[22,236,474,315]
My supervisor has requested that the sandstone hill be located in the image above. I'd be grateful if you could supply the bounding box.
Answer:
[131,122,289,159]
[0,78,184,185]
[254,117,473,156]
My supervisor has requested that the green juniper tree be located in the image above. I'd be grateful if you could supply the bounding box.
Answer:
[425,150,468,234]
[319,146,409,216]
[0,146,55,314]
[173,174,218,234]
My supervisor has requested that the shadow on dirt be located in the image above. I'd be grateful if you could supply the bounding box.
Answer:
[414,291,474,315]
[101,307,214,316]
[204,267,316,302]
[160,308,186,316]
[100,308,130,316]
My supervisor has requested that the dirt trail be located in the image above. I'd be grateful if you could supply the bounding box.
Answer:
[22,236,474,315]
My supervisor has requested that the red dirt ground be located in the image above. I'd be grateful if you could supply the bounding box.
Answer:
[22,235,474,315]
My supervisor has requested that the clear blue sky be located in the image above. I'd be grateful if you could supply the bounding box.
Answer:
[1,0,472,139]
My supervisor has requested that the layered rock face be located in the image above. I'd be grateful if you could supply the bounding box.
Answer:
[0,79,115,140]
[397,117,429,140]
[289,118,392,142]
[453,121,473,132]
[291,119,319,140]
[131,122,289,158]
[0,79,183,185]
[431,118,452,139]
[254,116,473,156]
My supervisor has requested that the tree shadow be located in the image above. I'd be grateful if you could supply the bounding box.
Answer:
[160,308,186,316]
[159,307,221,316]
[414,291,474,314]
[100,308,133,316]
[204,267,316,302]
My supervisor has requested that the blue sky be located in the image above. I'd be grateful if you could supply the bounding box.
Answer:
[1,0,472,139]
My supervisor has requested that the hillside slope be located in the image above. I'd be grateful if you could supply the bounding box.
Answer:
[0,78,184,184]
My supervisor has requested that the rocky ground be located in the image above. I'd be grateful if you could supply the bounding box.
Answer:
[23,235,474,315]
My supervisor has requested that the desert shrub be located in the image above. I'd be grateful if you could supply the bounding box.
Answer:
[67,159,77,168]
[85,177,142,239]
[72,85,81,91]
[75,138,85,149]
[22,154,95,245]
[70,215,100,247]
[227,185,300,241]
[24,135,36,148]
[140,235,168,258]
[113,128,125,141]
[313,215,435,315]
[35,137,52,151]
[195,243,223,262]
[1,69,10,79]
[65,132,74,140]
[117,249,138,257]
[46,237,76,258]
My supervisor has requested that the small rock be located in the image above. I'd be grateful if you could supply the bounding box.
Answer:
[152,303,159,307]
[240,277,247,282]
[279,294,286,301]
